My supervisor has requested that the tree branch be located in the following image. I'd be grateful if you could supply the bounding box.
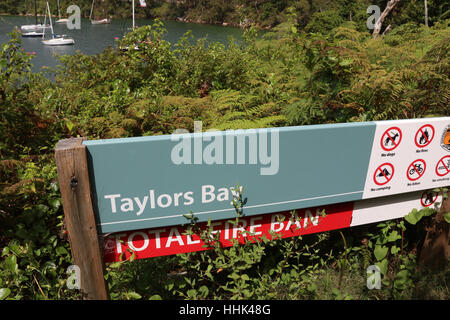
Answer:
[373,0,401,38]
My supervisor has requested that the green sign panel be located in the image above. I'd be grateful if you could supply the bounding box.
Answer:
[84,118,450,233]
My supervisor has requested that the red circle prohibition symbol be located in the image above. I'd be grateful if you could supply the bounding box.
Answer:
[381,127,402,151]
[406,159,426,181]
[435,155,450,177]
[414,124,435,148]
[420,191,438,207]
[373,163,395,186]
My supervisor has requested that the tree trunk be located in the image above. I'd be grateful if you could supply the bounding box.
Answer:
[424,0,429,27]
[373,0,401,38]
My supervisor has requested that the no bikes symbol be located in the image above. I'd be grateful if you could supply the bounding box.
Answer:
[407,159,426,181]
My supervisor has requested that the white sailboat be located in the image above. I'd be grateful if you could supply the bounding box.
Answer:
[21,0,50,33]
[55,0,69,24]
[90,0,111,25]
[119,0,141,51]
[42,2,75,46]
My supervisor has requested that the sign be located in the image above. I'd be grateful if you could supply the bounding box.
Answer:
[381,127,402,151]
[441,125,450,152]
[415,124,435,148]
[420,190,438,207]
[55,118,450,299]
[83,117,450,234]
[373,163,394,185]
[435,155,450,177]
[103,190,442,262]
[406,159,426,181]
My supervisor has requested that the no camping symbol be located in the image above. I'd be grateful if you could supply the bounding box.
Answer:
[373,163,394,186]
[435,155,450,177]
[407,159,426,181]
[415,124,435,148]
[420,191,438,207]
[381,127,402,151]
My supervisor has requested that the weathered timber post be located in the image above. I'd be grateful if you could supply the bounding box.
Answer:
[55,138,109,300]
[418,189,450,271]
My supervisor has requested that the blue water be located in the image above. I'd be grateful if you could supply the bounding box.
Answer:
[0,15,244,74]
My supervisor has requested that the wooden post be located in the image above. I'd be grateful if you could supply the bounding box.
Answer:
[55,138,109,300]
[418,189,450,271]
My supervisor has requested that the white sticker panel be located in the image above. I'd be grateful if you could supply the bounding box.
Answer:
[351,190,443,227]
[363,118,450,199]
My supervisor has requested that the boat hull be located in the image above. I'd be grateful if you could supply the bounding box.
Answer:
[22,31,44,37]
[91,19,111,25]
[21,24,51,31]
[42,38,75,46]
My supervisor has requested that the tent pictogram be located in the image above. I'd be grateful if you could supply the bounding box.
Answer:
[373,163,394,186]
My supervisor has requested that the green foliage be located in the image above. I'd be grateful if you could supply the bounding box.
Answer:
[0,11,449,301]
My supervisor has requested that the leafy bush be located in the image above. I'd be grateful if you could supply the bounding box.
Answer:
[0,16,449,300]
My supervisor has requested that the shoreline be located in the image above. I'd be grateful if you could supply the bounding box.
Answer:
[0,12,272,31]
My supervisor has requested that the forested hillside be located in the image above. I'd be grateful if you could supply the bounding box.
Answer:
[1,0,449,29]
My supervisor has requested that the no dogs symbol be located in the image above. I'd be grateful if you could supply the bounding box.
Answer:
[381,127,402,151]
[420,191,438,207]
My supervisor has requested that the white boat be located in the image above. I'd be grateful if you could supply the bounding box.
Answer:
[90,0,111,25]
[21,0,50,33]
[22,30,45,37]
[21,24,51,32]
[42,2,75,46]
[91,18,111,25]
[42,36,75,46]
[55,0,69,23]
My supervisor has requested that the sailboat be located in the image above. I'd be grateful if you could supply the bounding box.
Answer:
[90,0,111,24]
[119,0,144,51]
[55,0,69,24]
[42,2,75,46]
[21,0,50,33]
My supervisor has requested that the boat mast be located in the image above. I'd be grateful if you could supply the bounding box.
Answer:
[46,2,54,38]
[132,0,135,29]
[89,0,94,21]
[57,0,61,19]
[42,6,47,38]
[34,0,38,25]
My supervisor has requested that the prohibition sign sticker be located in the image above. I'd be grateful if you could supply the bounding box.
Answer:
[381,127,402,151]
[406,159,426,181]
[435,155,450,177]
[420,191,438,207]
[414,124,435,148]
[373,163,394,186]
